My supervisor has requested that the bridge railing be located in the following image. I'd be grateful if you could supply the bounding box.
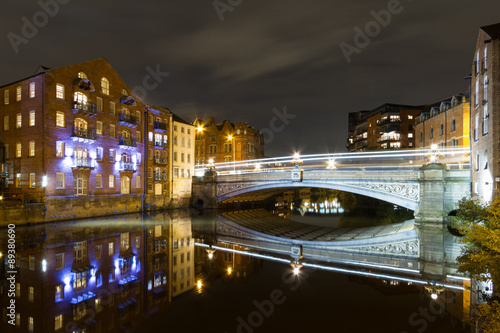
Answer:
[195,147,470,176]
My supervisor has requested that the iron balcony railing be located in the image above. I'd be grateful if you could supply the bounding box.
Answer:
[73,157,95,168]
[119,113,137,126]
[72,101,97,115]
[154,121,168,132]
[154,157,168,166]
[119,137,137,147]
[154,141,168,149]
[154,172,168,182]
[120,162,137,171]
[71,127,96,140]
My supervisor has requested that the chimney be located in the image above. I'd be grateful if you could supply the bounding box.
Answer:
[208,116,215,125]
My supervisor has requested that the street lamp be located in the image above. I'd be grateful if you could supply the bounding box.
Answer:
[429,144,438,163]
[197,126,204,133]
[228,134,235,171]
[327,159,336,170]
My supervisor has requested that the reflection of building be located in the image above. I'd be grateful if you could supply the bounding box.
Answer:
[471,23,500,203]
[0,217,146,333]
[193,117,264,165]
[170,210,195,297]
[172,114,195,206]
[347,104,423,152]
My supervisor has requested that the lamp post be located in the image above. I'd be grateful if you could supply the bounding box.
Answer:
[228,135,235,172]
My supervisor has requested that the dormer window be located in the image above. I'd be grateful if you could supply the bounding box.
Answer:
[78,72,87,79]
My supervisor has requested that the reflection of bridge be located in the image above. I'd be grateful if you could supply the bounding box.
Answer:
[193,209,468,293]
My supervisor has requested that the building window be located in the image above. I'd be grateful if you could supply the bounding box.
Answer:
[96,174,102,188]
[109,149,115,162]
[475,114,479,141]
[109,175,115,188]
[187,154,191,163]
[110,124,116,138]
[451,119,456,132]
[148,167,153,179]
[475,81,479,106]
[173,152,177,162]
[56,141,64,157]
[29,82,35,98]
[136,130,141,143]
[110,101,115,115]
[28,286,34,302]
[430,128,433,140]
[483,105,489,135]
[439,123,443,136]
[16,86,21,101]
[95,244,102,259]
[483,76,488,103]
[108,241,115,256]
[56,172,65,189]
[15,173,21,188]
[408,133,413,139]
[55,284,64,301]
[56,111,65,127]
[181,153,185,162]
[29,255,35,270]
[4,115,9,131]
[96,97,103,112]
[96,121,103,135]
[174,125,177,131]
[174,168,179,178]
[4,143,8,159]
[16,113,21,128]
[173,136,177,145]
[136,110,141,123]
[29,173,35,188]
[16,142,21,158]
[96,147,103,161]
[55,253,64,270]
[4,89,9,104]
[28,110,35,126]
[29,141,35,157]
[101,77,109,95]
[56,84,65,99]
[136,176,141,188]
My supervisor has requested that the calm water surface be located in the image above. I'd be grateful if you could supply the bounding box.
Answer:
[0,209,471,333]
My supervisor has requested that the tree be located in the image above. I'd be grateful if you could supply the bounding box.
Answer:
[453,197,500,332]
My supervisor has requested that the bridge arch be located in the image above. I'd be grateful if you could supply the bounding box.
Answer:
[217,181,419,211]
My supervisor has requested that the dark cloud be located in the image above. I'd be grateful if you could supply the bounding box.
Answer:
[1,0,500,156]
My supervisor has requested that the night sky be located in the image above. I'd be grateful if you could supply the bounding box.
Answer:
[1,0,499,156]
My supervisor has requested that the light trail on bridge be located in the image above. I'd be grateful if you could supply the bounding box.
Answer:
[195,147,470,176]
[195,243,467,291]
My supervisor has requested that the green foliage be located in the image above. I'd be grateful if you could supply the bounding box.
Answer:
[453,197,500,331]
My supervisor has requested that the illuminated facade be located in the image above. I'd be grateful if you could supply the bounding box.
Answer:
[0,58,144,208]
[347,104,423,152]
[193,117,264,165]
[170,210,195,297]
[471,23,500,203]
[172,115,195,206]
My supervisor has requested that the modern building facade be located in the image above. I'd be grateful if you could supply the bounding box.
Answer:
[347,104,423,152]
[471,23,500,203]
[193,117,264,165]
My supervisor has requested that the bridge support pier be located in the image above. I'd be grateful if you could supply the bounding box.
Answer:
[192,170,219,209]
[414,163,470,279]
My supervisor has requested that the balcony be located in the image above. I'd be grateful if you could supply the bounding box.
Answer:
[119,137,137,149]
[73,157,95,170]
[154,121,168,133]
[120,162,137,172]
[118,113,137,127]
[154,157,168,166]
[154,141,168,149]
[71,127,96,143]
[380,123,401,133]
[377,136,401,143]
[154,172,168,182]
[72,101,97,116]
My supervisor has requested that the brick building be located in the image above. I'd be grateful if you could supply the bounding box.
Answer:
[415,94,470,149]
[0,58,144,209]
[193,117,264,165]
[471,23,500,203]
[347,104,423,152]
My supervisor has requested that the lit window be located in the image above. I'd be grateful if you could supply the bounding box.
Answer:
[149,131,153,142]
[108,242,114,256]
[28,286,34,303]
[101,77,109,95]
[55,284,64,301]
[96,121,103,135]
[4,89,9,104]
[109,149,115,162]
[110,101,115,115]
[56,141,64,157]
[55,111,65,127]
[55,314,63,330]
[110,124,115,138]
[96,97,103,112]
[28,316,34,332]
[16,86,21,101]
[29,141,35,157]
[96,147,103,160]
[29,110,35,126]
[136,130,141,143]
[78,72,87,79]
[4,115,9,131]
[16,142,21,158]
[15,173,21,188]
[16,113,21,128]
[109,175,115,188]
[29,173,35,188]
[29,82,35,98]
[136,176,141,188]
[56,84,65,100]
[96,174,102,188]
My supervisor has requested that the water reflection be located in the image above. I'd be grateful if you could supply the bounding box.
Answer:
[0,209,471,332]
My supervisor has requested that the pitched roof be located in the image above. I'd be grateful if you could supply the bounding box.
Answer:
[481,22,500,40]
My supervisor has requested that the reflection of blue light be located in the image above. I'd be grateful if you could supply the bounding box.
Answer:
[63,274,71,292]
[114,259,120,274]
[114,162,120,171]
[42,259,47,272]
